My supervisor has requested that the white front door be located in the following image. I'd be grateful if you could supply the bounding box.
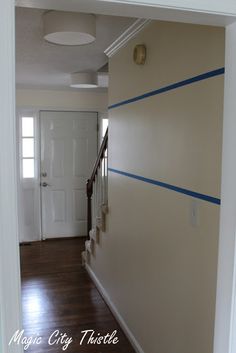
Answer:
[40,111,97,238]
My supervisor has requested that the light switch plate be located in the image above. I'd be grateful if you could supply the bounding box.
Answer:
[190,199,199,227]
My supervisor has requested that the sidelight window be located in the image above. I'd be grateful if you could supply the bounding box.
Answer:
[21,117,35,178]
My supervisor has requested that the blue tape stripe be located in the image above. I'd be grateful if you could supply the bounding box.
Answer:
[108,67,225,110]
[108,168,221,205]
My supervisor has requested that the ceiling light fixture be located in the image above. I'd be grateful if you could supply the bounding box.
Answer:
[43,11,96,46]
[70,72,98,88]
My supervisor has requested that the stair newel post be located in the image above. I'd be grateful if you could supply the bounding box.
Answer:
[86,179,93,238]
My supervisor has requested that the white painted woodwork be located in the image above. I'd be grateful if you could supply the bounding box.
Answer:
[0,0,22,352]
[17,108,105,243]
[40,111,97,238]
[104,19,152,58]
[17,109,41,243]
[214,21,236,353]
[16,0,236,26]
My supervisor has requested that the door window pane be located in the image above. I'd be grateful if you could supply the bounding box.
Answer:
[22,138,34,158]
[22,117,34,137]
[23,159,35,178]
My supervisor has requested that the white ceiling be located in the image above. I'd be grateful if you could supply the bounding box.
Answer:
[15,7,135,90]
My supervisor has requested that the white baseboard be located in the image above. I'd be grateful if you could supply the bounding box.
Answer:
[85,263,145,353]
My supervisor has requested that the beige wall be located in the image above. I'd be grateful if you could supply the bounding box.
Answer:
[89,21,225,353]
[16,88,108,112]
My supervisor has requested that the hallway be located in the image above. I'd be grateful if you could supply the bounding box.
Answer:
[20,238,135,352]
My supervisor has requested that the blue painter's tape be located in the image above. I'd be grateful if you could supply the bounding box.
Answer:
[108,67,225,110]
[108,168,221,205]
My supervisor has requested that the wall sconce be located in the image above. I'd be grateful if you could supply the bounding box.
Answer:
[133,44,146,65]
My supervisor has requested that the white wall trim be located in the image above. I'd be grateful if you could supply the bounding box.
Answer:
[213,21,236,353]
[0,1,23,352]
[85,263,145,353]
[15,0,236,27]
[104,18,152,58]
[15,0,236,20]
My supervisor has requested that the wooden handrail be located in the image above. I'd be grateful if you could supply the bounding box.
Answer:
[86,128,108,236]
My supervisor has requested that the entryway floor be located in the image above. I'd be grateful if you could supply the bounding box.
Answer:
[20,238,135,352]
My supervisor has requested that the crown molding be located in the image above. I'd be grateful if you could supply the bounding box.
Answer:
[104,18,152,58]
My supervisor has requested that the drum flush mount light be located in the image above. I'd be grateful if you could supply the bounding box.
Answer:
[70,72,98,88]
[43,11,96,46]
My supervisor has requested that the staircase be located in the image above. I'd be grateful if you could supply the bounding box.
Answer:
[82,128,108,265]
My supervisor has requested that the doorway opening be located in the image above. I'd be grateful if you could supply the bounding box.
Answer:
[15,5,134,353]
[18,110,98,242]
[4,2,233,352]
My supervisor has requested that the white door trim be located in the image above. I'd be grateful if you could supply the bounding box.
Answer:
[213,21,236,353]
[0,1,22,352]
[2,1,236,353]
[15,0,236,26]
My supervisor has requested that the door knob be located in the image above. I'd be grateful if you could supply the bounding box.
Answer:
[41,182,50,187]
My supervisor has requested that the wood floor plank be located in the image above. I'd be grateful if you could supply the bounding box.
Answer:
[20,238,135,353]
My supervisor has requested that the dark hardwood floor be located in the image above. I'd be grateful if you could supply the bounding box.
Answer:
[20,238,135,353]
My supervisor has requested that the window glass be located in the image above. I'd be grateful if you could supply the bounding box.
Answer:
[22,117,34,137]
[102,118,108,137]
[22,138,34,158]
[21,116,35,178]
[23,159,35,178]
